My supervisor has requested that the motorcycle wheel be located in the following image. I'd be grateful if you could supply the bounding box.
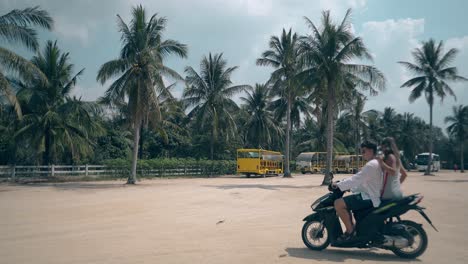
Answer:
[301,219,330,250]
[392,220,428,259]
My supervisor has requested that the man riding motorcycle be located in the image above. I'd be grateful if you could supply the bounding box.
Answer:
[331,140,383,242]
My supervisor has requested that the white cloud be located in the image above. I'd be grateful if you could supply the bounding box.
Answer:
[54,17,91,46]
[222,0,274,16]
[359,18,468,130]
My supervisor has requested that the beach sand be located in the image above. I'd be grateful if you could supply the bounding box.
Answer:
[1,170,467,263]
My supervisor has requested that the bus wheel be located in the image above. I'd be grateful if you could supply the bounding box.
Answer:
[246,174,251,178]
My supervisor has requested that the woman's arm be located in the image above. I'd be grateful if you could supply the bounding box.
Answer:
[378,154,398,175]
[400,166,408,183]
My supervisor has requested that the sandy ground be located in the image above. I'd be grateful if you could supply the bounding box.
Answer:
[1,170,467,264]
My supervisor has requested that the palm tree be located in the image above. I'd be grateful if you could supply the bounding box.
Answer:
[298,117,346,153]
[300,9,386,184]
[97,5,188,184]
[340,95,377,171]
[380,107,398,137]
[240,83,283,148]
[0,6,53,117]
[399,39,467,175]
[257,28,304,177]
[14,40,102,165]
[445,105,468,172]
[184,53,248,160]
[397,113,422,165]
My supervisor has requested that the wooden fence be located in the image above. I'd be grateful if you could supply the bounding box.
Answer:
[0,164,212,179]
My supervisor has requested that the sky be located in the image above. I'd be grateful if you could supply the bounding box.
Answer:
[1,0,468,130]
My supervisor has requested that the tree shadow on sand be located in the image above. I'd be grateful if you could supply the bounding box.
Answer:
[284,247,421,262]
[426,179,468,183]
[203,184,324,191]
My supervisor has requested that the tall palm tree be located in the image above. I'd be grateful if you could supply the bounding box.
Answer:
[0,6,53,117]
[445,105,468,172]
[300,9,386,184]
[97,5,188,184]
[341,95,377,171]
[399,39,467,175]
[183,53,248,160]
[240,83,283,149]
[257,28,304,177]
[14,40,102,165]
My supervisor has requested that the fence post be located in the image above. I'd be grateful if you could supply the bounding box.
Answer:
[85,164,89,177]
[11,165,16,179]
[51,164,55,177]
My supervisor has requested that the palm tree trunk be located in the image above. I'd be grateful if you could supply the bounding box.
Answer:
[461,142,465,173]
[323,81,335,185]
[138,126,144,159]
[43,129,51,165]
[355,122,359,173]
[210,128,214,161]
[129,118,142,184]
[283,94,292,177]
[425,103,433,175]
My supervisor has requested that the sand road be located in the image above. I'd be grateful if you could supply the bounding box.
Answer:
[1,171,467,263]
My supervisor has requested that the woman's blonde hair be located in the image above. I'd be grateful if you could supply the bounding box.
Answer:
[381,137,401,168]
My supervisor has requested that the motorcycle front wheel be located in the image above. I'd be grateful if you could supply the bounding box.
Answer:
[392,220,428,259]
[302,219,330,250]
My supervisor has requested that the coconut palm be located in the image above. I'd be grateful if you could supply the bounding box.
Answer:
[0,6,53,117]
[380,107,399,137]
[297,117,346,153]
[240,83,283,149]
[397,113,423,164]
[257,28,305,177]
[97,5,188,183]
[300,9,386,184]
[183,53,249,160]
[340,95,378,170]
[399,39,468,175]
[14,40,102,164]
[445,105,468,172]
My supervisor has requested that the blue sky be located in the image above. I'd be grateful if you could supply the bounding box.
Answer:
[2,0,467,129]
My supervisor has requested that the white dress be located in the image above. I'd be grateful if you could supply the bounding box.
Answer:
[381,164,403,200]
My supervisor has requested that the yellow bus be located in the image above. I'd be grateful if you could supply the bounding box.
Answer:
[237,149,283,177]
[296,152,326,174]
[350,155,366,173]
[333,154,366,173]
[333,154,352,173]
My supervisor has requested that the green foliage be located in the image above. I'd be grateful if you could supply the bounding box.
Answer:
[0,6,53,117]
[102,158,236,177]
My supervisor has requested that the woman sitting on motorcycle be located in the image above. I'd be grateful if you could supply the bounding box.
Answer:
[377,137,407,200]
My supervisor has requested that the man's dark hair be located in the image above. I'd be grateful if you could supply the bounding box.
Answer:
[361,140,377,154]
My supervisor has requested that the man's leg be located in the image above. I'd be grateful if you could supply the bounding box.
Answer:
[334,198,354,234]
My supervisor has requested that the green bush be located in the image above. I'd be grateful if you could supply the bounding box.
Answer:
[102,158,236,177]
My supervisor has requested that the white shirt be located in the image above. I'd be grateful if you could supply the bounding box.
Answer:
[336,159,383,207]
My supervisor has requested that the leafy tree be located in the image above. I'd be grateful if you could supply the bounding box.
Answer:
[97,5,187,183]
[399,39,467,174]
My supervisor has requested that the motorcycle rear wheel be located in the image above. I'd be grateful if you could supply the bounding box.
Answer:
[302,219,330,250]
[392,220,428,259]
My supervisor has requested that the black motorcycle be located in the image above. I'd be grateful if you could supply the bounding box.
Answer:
[301,184,437,259]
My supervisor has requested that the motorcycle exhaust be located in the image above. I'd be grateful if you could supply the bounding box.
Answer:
[382,235,409,248]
